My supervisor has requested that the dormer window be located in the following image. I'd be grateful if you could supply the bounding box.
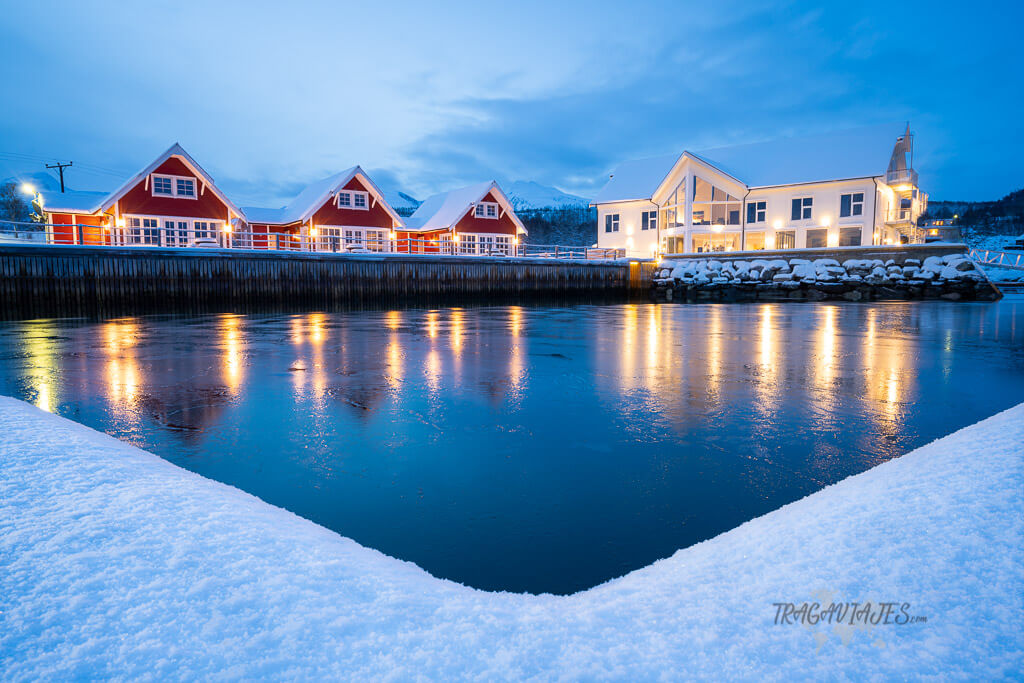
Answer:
[338,190,369,210]
[475,201,499,219]
[151,173,197,199]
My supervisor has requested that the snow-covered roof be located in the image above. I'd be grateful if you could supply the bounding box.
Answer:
[241,166,404,227]
[39,189,111,214]
[594,124,908,204]
[100,143,244,217]
[405,181,526,234]
[591,153,681,205]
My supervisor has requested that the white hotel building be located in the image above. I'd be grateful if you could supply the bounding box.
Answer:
[592,124,927,256]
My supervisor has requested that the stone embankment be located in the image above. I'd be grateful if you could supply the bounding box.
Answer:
[652,252,1002,302]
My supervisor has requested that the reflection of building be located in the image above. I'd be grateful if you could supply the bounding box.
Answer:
[593,124,927,256]
[399,182,528,256]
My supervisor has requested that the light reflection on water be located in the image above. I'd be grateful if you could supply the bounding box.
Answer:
[2,300,1023,594]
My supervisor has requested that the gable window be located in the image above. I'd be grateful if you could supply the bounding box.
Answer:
[746,201,766,224]
[151,173,198,199]
[337,190,369,210]
[692,177,741,226]
[840,192,864,218]
[791,197,813,221]
[605,213,620,233]
[153,176,173,196]
[475,201,499,219]
[641,210,657,231]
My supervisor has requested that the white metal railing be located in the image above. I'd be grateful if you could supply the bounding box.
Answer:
[970,248,1024,271]
[0,220,623,261]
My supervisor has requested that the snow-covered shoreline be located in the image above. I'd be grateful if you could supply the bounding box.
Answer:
[1,395,1022,679]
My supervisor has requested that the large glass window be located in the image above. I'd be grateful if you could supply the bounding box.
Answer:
[805,228,828,248]
[127,217,160,245]
[839,227,862,246]
[662,177,686,228]
[691,232,740,253]
[840,192,864,217]
[791,197,813,221]
[692,177,740,226]
[744,231,766,250]
[775,230,796,249]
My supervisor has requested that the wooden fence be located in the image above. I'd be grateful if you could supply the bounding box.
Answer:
[0,244,655,318]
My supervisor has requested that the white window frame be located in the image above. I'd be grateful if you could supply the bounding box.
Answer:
[747,200,767,224]
[151,173,198,200]
[120,214,222,247]
[641,210,657,231]
[791,196,813,222]
[458,232,513,256]
[475,201,499,219]
[840,192,865,218]
[605,213,620,233]
[337,190,370,211]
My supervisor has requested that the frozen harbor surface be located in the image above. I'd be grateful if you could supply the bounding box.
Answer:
[1,395,1022,679]
[1,302,1024,593]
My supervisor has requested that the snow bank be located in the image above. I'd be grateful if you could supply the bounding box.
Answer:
[1,395,1022,679]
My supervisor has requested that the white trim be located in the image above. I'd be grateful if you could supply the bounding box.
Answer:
[336,190,370,211]
[151,173,198,200]
[474,201,499,219]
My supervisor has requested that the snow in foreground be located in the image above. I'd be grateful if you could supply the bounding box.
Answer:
[1,396,1022,679]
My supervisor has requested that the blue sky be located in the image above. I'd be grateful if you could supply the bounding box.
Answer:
[0,0,1020,205]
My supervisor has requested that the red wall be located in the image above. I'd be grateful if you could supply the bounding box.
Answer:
[395,229,449,253]
[49,213,108,245]
[453,192,519,236]
[311,176,395,229]
[116,157,230,220]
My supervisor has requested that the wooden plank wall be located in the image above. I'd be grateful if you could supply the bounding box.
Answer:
[0,245,653,318]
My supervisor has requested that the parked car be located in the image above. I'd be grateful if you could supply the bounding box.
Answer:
[191,237,220,248]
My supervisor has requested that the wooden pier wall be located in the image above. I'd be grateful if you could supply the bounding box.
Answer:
[0,244,655,318]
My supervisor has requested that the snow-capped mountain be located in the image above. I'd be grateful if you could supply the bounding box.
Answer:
[505,181,589,211]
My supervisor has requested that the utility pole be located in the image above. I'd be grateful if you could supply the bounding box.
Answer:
[46,161,73,193]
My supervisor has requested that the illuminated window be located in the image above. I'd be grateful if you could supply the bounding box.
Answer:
[775,230,796,249]
[791,197,813,221]
[745,231,766,250]
[605,213,620,233]
[693,177,740,225]
[746,201,766,224]
[641,210,657,230]
[840,192,864,217]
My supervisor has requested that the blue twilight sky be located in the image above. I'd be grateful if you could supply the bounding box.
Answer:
[0,0,1021,205]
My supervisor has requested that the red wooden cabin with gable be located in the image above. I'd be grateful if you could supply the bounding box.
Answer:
[399,181,527,255]
[44,143,243,248]
[242,167,405,252]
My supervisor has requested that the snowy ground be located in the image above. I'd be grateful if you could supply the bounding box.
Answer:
[1,395,1022,679]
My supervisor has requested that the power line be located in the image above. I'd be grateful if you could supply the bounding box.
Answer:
[45,161,73,193]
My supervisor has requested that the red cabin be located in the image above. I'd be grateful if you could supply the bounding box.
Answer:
[242,167,405,252]
[399,181,527,255]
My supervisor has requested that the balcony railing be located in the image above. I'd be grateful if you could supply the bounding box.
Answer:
[886,168,919,188]
[0,221,624,261]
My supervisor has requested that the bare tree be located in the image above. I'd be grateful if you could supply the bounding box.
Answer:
[0,182,31,222]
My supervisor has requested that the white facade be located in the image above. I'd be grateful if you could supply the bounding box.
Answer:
[594,125,927,256]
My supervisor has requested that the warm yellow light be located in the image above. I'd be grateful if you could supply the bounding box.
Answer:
[893,183,912,192]
[625,237,635,248]
[626,226,634,236]
[827,232,839,248]
[20,183,35,195]
[452,233,459,242]
[820,215,831,227]
[884,238,894,245]
[772,219,782,229]
[765,234,776,249]
[513,236,519,245]
[712,224,723,233]
[224,223,233,234]
[389,231,397,240]
[309,227,318,237]
[115,218,125,228]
